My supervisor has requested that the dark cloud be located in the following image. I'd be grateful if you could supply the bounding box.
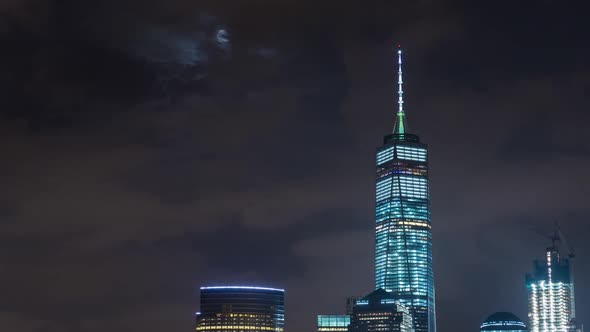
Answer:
[154,206,369,280]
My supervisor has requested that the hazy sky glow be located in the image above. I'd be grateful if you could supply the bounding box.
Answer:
[1,1,589,332]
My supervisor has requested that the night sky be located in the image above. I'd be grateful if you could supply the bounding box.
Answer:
[1,1,589,332]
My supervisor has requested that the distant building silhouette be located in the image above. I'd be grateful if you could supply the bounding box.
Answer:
[346,296,362,315]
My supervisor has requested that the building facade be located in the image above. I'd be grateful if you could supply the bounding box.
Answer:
[374,47,435,332]
[346,296,362,315]
[526,237,580,332]
[317,315,351,332]
[348,289,413,332]
[480,312,528,332]
[196,286,285,332]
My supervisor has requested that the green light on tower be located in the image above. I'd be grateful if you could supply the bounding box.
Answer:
[397,111,405,135]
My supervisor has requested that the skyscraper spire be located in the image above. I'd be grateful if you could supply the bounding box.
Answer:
[393,44,407,135]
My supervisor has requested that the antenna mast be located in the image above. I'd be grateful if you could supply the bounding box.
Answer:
[394,44,407,134]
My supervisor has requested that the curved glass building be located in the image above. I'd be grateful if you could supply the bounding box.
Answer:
[480,312,527,332]
[196,286,285,332]
[375,47,435,332]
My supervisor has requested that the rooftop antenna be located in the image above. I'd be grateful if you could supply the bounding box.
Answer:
[393,44,407,134]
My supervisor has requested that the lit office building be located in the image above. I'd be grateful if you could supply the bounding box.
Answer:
[348,289,413,332]
[317,315,351,332]
[526,235,582,332]
[480,312,527,332]
[196,286,285,332]
[375,46,435,332]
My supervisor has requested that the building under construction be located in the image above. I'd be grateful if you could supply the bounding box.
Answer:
[526,231,583,332]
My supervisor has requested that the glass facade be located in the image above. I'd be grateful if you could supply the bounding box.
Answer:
[375,133,435,332]
[317,315,351,332]
[196,286,285,332]
[526,241,578,332]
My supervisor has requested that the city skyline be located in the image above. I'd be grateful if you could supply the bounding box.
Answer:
[1,1,589,332]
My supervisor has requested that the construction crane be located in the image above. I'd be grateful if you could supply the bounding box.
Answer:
[555,222,579,329]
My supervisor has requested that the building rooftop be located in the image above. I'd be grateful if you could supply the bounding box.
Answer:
[200,286,284,292]
[480,312,527,331]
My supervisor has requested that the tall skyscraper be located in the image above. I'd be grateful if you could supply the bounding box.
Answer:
[374,46,435,332]
[196,286,285,332]
[526,236,581,332]
[348,289,413,332]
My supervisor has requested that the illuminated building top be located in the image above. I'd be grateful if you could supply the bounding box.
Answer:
[200,286,285,292]
[480,312,527,332]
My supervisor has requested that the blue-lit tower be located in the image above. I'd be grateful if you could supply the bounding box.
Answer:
[375,46,435,332]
